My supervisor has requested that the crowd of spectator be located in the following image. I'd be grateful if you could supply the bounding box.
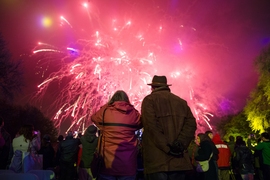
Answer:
[1,75,270,180]
[187,130,270,180]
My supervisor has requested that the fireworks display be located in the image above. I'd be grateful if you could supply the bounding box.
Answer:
[30,0,236,134]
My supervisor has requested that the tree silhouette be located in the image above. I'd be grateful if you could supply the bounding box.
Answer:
[244,44,270,132]
[0,33,23,102]
[216,111,253,140]
[0,100,58,141]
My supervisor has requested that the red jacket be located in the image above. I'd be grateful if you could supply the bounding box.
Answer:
[212,134,231,169]
[91,101,142,176]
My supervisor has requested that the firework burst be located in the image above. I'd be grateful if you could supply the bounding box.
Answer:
[31,1,229,134]
[33,18,158,133]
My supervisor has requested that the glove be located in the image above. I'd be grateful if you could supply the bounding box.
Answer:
[168,150,183,157]
[168,140,184,158]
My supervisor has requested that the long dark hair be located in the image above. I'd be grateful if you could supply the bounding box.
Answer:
[108,90,130,105]
[197,133,211,142]
[18,124,34,142]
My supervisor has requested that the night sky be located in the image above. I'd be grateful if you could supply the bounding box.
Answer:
[1,0,270,131]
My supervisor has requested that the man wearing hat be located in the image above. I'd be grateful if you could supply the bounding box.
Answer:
[141,75,197,180]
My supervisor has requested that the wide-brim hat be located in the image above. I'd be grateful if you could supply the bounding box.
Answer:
[147,75,172,86]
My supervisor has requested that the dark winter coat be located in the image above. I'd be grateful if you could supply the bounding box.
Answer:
[195,139,219,180]
[38,142,55,169]
[0,128,11,169]
[79,134,98,168]
[233,145,254,174]
[141,86,197,174]
[59,136,80,163]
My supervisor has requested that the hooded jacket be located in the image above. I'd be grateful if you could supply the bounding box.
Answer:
[91,101,142,176]
[212,134,231,169]
[234,144,254,174]
[141,86,197,174]
[79,126,98,168]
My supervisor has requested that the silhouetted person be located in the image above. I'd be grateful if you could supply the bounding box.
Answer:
[205,131,219,177]
[233,137,254,180]
[255,132,270,179]
[59,132,80,180]
[0,116,11,169]
[227,135,235,157]
[186,136,201,180]
[78,125,98,180]
[38,134,55,170]
[212,134,231,180]
[55,135,64,162]
[92,90,142,180]
[54,135,64,179]
[9,124,41,172]
[196,133,219,180]
[141,75,197,180]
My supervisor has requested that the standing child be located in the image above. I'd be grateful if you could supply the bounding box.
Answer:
[78,125,98,180]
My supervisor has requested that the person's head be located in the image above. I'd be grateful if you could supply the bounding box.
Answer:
[84,125,97,137]
[108,90,130,105]
[67,131,73,137]
[205,130,213,140]
[261,132,270,141]
[43,134,51,143]
[236,136,243,141]
[212,133,221,143]
[235,137,246,146]
[18,124,34,141]
[147,75,172,90]
[57,135,64,142]
[229,135,235,142]
[197,133,211,144]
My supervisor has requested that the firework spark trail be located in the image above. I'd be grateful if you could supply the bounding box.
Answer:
[33,27,155,132]
[60,16,73,28]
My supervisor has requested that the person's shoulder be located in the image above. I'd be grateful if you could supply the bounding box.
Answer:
[80,136,87,143]
[142,94,152,103]
[13,134,23,141]
[239,145,250,152]
[200,140,210,145]
[72,137,80,142]
[166,91,185,100]
[92,104,108,114]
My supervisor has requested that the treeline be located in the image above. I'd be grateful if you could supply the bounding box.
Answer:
[0,100,58,141]
[217,44,270,139]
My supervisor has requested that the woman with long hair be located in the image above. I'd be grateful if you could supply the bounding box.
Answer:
[9,124,41,172]
[195,133,219,180]
[91,90,142,180]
